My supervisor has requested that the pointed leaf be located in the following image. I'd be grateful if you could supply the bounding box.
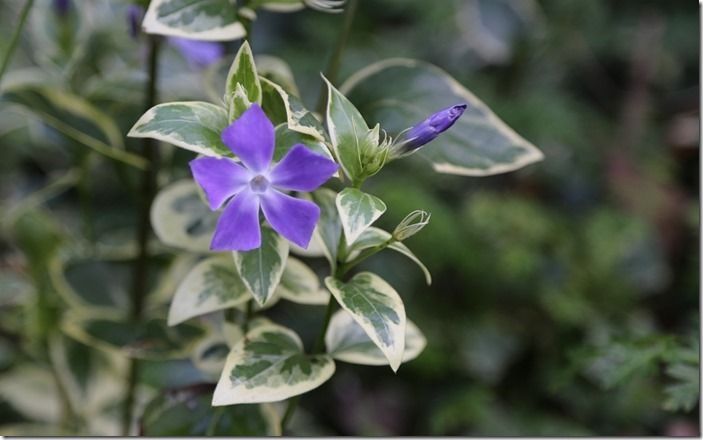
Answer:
[342,59,544,176]
[324,272,406,371]
[324,77,373,181]
[128,102,230,157]
[226,41,262,105]
[150,180,218,252]
[232,227,289,306]
[168,255,250,326]
[260,77,326,141]
[142,0,246,41]
[212,322,335,405]
[275,257,329,305]
[336,188,386,244]
[346,227,432,285]
[326,310,426,366]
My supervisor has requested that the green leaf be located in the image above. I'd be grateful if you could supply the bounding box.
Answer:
[326,310,426,366]
[274,123,334,162]
[275,257,329,305]
[168,255,250,326]
[191,334,235,378]
[260,77,326,141]
[142,385,280,435]
[150,179,218,252]
[142,0,246,40]
[62,315,205,360]
[226,41,261,106]
[256,55,301,96]
[1,85,146,169]
[0,366,61,423]
[324,272,406,371]
[336,188,386,244]
[251,0,305,12]
[342,59,544,176]
[212,322,335,405]
[233,227,289,306]
[323,76,374,181]
[346,227,432,285]
[308,188,342,269]
[128,102,230,157]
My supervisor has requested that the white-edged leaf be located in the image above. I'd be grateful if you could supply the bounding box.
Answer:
[150,179,218,252]
[274,123,334,162]
[307,188,341,268]
[191,334,231,377]
[142,0,246,41]
[323,76,372,181]
[212,322,335,405]
[232,227,289,306]
[324,272,406,371]
[275,257,329,305]
[326,310,426,366]
[168,255,250,326]
[143,386,280,436]
[260,77,326,141]
[226,41,262,105]
[342,58,544,176]
[346,227,432,285]
[128,102,230,157]
[336,188,386,244]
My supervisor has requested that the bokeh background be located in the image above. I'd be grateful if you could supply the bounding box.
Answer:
[0,0,699,436]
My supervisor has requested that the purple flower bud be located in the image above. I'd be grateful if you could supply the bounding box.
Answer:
[54,0,71,17]
[127,5,144,39]
[168,37,224,70]
[391,104,467,157]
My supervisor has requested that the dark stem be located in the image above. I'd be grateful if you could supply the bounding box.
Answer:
[0,0,34,85]
[121,35,161,436]
[314,0,359,114]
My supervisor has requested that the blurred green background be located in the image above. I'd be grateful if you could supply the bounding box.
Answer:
[0,0,699,436]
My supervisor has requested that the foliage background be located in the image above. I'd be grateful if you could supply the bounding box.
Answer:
[0,0,699,436]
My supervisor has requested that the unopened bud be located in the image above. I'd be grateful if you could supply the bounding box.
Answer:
[390,104,467,158]
[393,210,431,241]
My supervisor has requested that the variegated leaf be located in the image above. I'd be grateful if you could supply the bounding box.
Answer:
[212,322,335,405]
[326,310,426,366]
[324,272,406,371]
[150,180,218,252]
[274,123,333,162]
[307,188,341,268]
[275,257,329,305]
[225,41,262,106]
[128,102,230,157]
[346,227,432,285]
[232,227,289,306]
[168,254,250,326]
[143,386,280,435]
[342,59,543,176]
[142,0,246,41]
[336,188,386,245]
[260,77,326,141]
[191,334,231,377]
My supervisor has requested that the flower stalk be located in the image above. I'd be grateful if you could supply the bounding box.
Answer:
[0,0,34,86]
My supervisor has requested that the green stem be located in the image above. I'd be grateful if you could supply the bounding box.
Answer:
[314,0,359,113]
[121,35,161,436]
[0,0,34,86]
[338,239,392,276]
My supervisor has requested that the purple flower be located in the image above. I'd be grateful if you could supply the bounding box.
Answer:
[391,104,467,157]
[168,37,224,69]
[190,104,339,251]
[127,5,144,39]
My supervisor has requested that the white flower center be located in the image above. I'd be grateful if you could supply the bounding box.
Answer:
[249,174,270,193]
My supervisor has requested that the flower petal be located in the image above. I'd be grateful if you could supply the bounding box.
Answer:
[221,104,275,173]
[189,157,251,210]
[211,189,262,251]
[269,144,339,192]
[260,190,320,249]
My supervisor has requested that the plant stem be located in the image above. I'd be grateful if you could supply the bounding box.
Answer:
[314,0,359,113]
[121,35,161,436]
[0,0,34,86]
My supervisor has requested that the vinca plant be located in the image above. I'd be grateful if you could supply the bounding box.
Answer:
[125,0,544,432]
